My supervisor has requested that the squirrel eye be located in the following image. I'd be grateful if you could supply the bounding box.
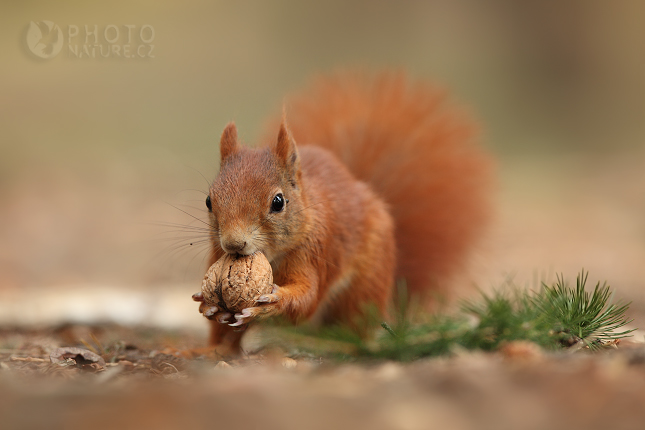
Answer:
[270,193,285,213]
[205,195,212,212]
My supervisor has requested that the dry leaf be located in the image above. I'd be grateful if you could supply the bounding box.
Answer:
[49,347,106,370]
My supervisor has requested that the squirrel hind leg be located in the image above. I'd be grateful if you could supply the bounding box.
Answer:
[208,319,245,356]
[319,271,394,335]
[314,212,396,334]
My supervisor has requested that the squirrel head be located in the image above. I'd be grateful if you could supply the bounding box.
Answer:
[207,120,307,261]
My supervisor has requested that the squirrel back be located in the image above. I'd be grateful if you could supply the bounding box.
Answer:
[273,71,493,301]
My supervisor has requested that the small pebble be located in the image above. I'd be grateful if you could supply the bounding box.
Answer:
[281,357,297,369]
[215,361,232,370]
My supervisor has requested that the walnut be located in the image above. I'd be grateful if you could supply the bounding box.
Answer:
[201,252,273,313]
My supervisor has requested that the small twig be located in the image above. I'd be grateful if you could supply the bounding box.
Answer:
[90,332,105,355]
[80,339,98,354]
[10,357,48,363]
[158,362,180,373]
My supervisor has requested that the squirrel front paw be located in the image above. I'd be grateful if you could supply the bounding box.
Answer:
[192,291,235,325]
[229,284,282,327]
[193,285,282,327]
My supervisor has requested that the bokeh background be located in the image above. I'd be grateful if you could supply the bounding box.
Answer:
[1,1,644,332]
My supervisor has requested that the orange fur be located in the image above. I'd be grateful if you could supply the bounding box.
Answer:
[199,71,493,353]
[278,71,493,299]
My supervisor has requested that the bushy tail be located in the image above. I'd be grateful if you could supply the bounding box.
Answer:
[277,71,493,300]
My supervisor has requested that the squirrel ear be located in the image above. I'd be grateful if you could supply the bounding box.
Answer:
[275,119,300,178]
[220,122,240,163]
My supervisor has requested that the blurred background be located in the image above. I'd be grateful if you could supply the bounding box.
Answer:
[1,1,644,332]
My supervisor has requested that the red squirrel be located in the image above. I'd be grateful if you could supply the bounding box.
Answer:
[192,71,493,354]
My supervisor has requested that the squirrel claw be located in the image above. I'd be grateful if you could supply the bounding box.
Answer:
[198,301,219,319]
[217,313,232,324]
[257,294,279,303]
[192,292,204,302]
[257,285,281,303]
[229,310,253,327]
[203,306,218,317]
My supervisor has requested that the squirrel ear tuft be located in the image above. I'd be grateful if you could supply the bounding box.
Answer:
[275,119,300,177]
[220,122,240,163]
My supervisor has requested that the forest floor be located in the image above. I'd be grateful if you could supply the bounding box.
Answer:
[2,323,645,430]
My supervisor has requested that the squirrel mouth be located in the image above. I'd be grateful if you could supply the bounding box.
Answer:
[224,246,259,257]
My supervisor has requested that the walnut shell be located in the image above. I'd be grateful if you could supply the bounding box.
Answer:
[201,252,273,313]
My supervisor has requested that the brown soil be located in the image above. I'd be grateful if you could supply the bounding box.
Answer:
[2,324,645,430]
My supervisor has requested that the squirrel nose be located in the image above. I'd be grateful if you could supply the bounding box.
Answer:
[221,239,247,254]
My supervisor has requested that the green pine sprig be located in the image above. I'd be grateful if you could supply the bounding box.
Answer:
[271,270,636,361]
[532,270,635,349]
